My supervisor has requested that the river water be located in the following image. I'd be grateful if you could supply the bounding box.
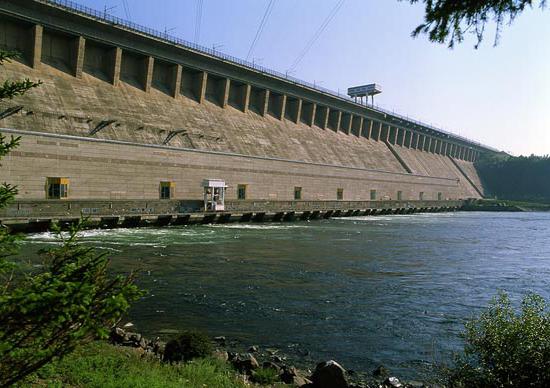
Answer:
[20,211,550,379]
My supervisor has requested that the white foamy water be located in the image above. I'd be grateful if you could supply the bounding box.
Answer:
[207,223,307,230]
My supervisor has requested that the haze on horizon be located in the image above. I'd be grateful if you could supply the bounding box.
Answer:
[77,0,549,156]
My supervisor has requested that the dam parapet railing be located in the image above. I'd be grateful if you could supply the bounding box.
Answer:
[1,199,465,233]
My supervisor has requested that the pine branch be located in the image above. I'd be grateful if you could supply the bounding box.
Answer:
[405,0,547,48]
[0,79,41,101]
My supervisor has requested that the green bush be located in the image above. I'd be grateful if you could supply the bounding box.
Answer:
[251,367,280,384]
[163,330,214,363]
[448,292,550,388]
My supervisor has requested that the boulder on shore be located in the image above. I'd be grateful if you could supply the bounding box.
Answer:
[383,376,403,388]
[372,365,390,378]
[310,360,349,388]
[281,365,312,387]
[231,352,260,374]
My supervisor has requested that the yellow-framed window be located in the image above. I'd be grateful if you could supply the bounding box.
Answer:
[46,177,69,199]
[160,181,175,199]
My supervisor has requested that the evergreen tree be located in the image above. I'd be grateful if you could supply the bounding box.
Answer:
[477,154,550,202]
[0,50,142,387]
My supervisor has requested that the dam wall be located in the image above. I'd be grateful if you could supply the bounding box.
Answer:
[0,61,407,175]
[0,128,466,201]
[0,0,498,223]
[452,159,486,196]
[390,146,481,198]
[0,196,464,233]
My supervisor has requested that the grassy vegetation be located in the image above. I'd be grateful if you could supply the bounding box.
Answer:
[497,199,550,211]
[472,198,550,211]
[21,342,248,388]
[251,367,280,384]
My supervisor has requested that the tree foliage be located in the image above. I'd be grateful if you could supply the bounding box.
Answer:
[405,0,547,48]
[0,49,142,387]
[0,49,37,212]
[0,222,142,387]
[0,49,38,288]
[476,154,550,202]
[0,49,38,215]
[0,50,41,100]
[449,292,550,387]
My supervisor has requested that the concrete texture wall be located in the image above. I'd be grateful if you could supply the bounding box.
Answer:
[0,52,484,201]
[453,159,486,196]
[391,147,482,197]
[0,198,463,221]
[0,3,491,155]
[1,59,411,173]
[0,129,472,201]
[0,3,492,204]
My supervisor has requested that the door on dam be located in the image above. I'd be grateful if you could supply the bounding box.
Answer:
[202,179,227,211]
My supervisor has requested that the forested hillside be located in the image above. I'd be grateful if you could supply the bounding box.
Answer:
[477,154,550,202]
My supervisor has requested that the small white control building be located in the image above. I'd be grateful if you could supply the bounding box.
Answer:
[202,179,227,211]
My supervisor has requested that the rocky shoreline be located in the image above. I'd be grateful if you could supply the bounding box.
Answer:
[109,326,442,388]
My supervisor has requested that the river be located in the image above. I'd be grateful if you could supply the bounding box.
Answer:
[19,211,550,379]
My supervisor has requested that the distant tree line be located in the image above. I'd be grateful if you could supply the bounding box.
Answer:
[477,154,550,202]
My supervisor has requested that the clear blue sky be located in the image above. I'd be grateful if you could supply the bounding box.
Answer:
[76,0,549,156]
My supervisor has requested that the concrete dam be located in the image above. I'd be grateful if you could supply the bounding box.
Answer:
[0,0,496,231]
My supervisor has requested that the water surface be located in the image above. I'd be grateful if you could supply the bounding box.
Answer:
[20,212,550,379]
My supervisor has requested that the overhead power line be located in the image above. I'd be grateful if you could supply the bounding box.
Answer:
[194,0,204,43]
[288,0,345,73]
[246,0,276,61]
[121,0,131,19]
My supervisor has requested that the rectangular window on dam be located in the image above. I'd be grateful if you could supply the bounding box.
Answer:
[370,190,377,200]
[419,192,425,200]
[237,184,247,200]
[294,187,302,200]
[160,181,175,199]
[337,188,344,200]
[46,177,69,199]
[438,192,443,201]
[397,191,403,201]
